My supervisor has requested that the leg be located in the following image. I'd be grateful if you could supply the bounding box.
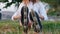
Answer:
[19,20,22,27]
[35,12,42,31]
[21,6,31,34]
[30,11,42,34]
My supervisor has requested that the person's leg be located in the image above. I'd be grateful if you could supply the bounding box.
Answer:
[35,12,42,32]
[21,6,30,34]
[30,11,42,34]
[18,20,23,27]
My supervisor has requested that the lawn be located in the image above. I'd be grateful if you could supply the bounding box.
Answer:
[0,20,60,34]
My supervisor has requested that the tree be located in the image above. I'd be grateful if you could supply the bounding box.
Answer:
[0,0,22,8]
[0,0,60,8]
[41,0,60,16]
[0,0,8,2]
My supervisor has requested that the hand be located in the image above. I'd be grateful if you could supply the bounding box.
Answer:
[13,16,20,20]
[40,16,44,20]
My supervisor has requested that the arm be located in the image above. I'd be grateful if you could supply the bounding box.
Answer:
[11,3,23,21]
[11,12,21,21]
[39,2,48,20]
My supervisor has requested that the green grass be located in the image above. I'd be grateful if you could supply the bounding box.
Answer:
[0,20,60,34]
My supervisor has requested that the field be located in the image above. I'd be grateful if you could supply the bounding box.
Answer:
[0,20,60,34]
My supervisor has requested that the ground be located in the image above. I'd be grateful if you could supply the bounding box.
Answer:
[0,20,60,34]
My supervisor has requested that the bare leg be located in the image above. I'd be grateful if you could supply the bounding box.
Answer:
[19,21,22,27]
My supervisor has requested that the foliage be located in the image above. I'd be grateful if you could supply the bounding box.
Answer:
[0,0,22,8]
[41,0,60,5]
[0,0,8,2]
[0,0,22,2]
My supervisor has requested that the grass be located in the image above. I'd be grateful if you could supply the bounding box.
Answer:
[42,21,60,34]
[0,20,60,34]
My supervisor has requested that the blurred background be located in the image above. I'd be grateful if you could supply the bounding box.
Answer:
[0,0,60,20]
